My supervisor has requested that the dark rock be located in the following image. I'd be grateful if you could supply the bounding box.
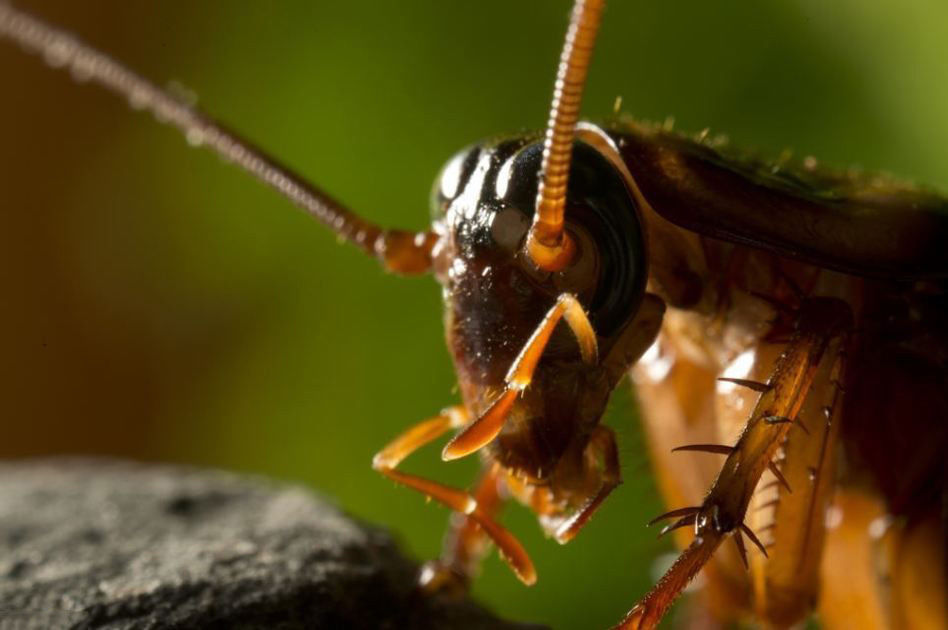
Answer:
[0,458,537,630]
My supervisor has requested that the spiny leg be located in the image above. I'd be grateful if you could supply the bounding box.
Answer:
[751,340,846,626]
[442,293,598,461]
[372,407,536,585]
[633,326,759,623]
[618,298,852,630]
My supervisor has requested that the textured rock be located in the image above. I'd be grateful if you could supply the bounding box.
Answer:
[0,458,535,630]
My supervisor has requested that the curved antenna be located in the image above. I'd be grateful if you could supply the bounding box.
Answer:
[0,3,435,275]
[527,0,605,272]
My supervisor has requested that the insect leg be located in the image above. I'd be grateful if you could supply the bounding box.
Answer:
[372,407,536,585]
[634,339,751,622]
[817,490,890,630]
[441,293,598,460]
[751,339,846,626]
[890,510,948,629]
[0,3,436,275]
[418,464,507,595]
[617,298,852,630]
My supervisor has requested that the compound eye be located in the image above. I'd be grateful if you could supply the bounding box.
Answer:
[554,142,648,337]
[494,139,646,337]
[496,145,598,290]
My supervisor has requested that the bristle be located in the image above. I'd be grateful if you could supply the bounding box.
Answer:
[740,523,769,557]
[733,531,749,569]
[671,444,734,456]
[717,377,772,393]
[768,462,792,493]
[646,506,701,527]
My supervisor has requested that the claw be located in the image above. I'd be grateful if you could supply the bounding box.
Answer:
[646,506,700,527]
[658,513,697,538]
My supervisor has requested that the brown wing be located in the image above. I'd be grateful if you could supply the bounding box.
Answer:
[607,118,948,279]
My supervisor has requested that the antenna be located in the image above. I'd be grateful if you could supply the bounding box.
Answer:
[526,0,604,272]
[0,3,435,275]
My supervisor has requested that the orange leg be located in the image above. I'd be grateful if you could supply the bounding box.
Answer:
[442,293,598,460]
[817,490,890,630]
[751,336,845,627]
[617,298,852,629]
[418,464,507,595]
[372,407,536,585]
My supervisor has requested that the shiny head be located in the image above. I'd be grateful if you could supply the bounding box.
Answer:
[429,134,653,512]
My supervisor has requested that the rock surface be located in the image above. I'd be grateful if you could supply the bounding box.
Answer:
[0,458,536,630]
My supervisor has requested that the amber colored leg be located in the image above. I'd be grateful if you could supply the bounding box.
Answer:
[636,336,751,623]
[890,510,948,630]
[372,408,536,585]
[617,298,852,630]
[442,293,598,460]
[817,490,889,630]
[418,464,507,595]
[752,338,845,627]
[820,493,947,630]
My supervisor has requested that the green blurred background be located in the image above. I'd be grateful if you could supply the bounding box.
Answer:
[1,1,947,628]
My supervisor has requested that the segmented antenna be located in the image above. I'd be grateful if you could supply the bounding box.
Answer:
[527,0,605,271]
[0,3,435,274]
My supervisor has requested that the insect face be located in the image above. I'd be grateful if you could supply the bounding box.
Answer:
[430,135,646,480]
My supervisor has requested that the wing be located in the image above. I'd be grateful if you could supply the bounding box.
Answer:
[606,118,948,279]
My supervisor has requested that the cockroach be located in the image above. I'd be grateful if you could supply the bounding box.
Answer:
[2,1,946,628]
